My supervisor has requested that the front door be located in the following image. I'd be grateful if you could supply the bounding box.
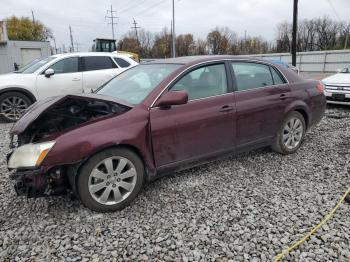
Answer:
[36,57,83,99]
[230,61,291,147]
[150,63,236,167]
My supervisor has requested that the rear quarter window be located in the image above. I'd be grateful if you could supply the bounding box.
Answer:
[113,57,131,68]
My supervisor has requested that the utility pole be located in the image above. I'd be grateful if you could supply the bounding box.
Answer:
[244,30,247,54]
[131,18,140,50]
[53,37,58,54]
[344,25,350,50]
[31,10,35,24]
[291,0,298,66]
[69,26,74,52]
[172,0,176,57]
[105,5,118,40]
[31,10,36,39]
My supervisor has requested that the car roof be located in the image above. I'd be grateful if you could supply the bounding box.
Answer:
[50,52,131,59]
[141,55,272,65]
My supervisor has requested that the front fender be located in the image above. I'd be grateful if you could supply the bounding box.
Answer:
[40,108,156,178]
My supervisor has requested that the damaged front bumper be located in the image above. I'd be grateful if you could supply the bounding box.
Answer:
[8,165,69,198]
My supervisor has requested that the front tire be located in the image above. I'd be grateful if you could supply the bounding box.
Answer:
[272,111,306,154]
[0,92,32,122]
[77,148,145,212]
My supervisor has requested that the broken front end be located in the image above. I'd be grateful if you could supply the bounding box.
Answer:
[7,94,131,198]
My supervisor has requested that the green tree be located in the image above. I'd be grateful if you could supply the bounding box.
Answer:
[5,16,53,41]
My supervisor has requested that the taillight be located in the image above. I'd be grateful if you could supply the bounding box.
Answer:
[316,82,325,93]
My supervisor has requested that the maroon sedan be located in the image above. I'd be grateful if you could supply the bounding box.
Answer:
[7,56,326,212]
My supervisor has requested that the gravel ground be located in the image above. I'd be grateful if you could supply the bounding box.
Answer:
[0,105,349,262]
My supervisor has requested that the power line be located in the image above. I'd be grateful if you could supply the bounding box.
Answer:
[133,0,167,16]
[326,0,341,21]
[119,0,148,15]
[105,5,118,40]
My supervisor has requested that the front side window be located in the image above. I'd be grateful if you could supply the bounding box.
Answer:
[114,57,131,68]
[171,64,228,100]
[83,56,117,71]
[97,64,181,105]
[231,62,274,91]
[49,57,79,74]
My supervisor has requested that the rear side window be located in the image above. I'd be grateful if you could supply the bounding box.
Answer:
[49,57,79,74]
[113,57,131,68]
[82,56,117,71]
[231,62,274,91]
[270,67,286,85]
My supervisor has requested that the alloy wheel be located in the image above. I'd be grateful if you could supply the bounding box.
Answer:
[282,117,304,150]
[0,96,28,121]
[88,156,137,205]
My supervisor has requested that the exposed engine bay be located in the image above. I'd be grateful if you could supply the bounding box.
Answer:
[13,96,131,147]
[8,95,132,198]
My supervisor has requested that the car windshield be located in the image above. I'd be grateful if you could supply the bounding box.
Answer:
[340,67,350,73]
[97,63,181,105]
[16,56,57,74]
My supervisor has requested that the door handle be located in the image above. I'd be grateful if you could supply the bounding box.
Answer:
[219,105,234,112]
[279,94,287,100]
[72,78,81,81]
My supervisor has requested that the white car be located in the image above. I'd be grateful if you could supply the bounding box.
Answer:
[0,52,138,121]
[322,66,350,105]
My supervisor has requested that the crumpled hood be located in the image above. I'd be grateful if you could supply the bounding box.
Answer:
[10,93,133,135]
[322,73,350,85]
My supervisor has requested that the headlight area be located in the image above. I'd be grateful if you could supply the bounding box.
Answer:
[8,141,56,169]
[7,141,70,198]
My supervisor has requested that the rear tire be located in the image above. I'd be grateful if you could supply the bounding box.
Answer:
[77,148,145,212]
[272,111,306,154]
[0,92,32,122]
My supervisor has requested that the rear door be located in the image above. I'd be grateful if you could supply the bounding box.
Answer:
[35,57,82,99]
[81,56,123,93]
[150,62,236,167]
[230,61,291,148]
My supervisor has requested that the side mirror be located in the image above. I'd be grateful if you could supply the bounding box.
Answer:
[154,90,188,108]
[44,68,55,78]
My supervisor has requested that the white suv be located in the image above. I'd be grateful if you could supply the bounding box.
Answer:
[0,52,138,121]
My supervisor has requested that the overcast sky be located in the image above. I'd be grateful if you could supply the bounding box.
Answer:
[1,0,349,51]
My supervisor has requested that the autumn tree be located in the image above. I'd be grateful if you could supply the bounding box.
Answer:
[152,27,172,58]
[5,16,53,41]
[207,27,236,54]
[117,36,139,54]
[195,39,207,55]
[176,34,195,56]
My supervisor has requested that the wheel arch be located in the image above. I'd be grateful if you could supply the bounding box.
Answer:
[294,108,309,129]
[67,143,148,195]
[284,101,311,129]
[0,87,37,103]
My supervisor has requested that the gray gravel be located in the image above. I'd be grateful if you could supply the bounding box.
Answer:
[0,105,349,261]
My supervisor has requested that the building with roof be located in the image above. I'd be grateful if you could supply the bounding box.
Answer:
[0,21,51,74]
